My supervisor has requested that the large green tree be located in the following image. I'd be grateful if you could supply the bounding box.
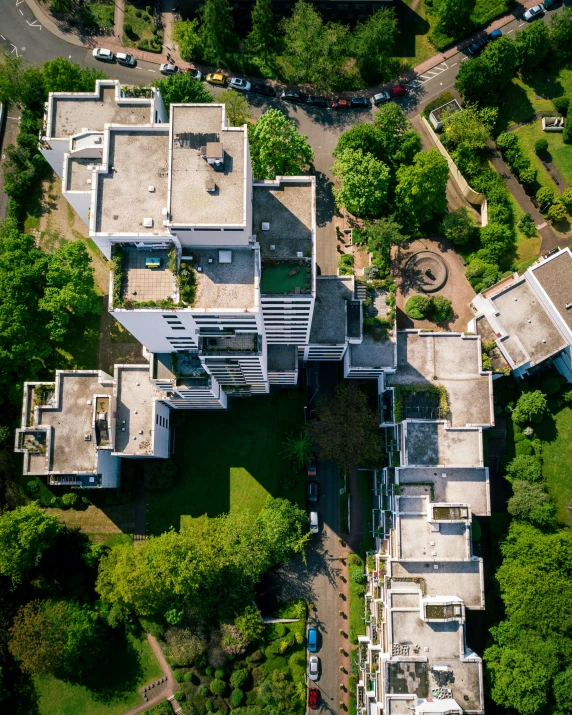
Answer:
[247,0,275,56]
[441,207,476,246]
[280,0,348,92]
[455,36,517,105]
[356,217,408,268]
[507,480,556,529]
[218,89,252,126]
[549,7,572,60]
[514,21,550,72]
[351,9,399,82]
[395,148,449,228]
[9,599,103,678]
[512,390,548,425]
[332,148,390,217]
[0,503,61,584]
[436,0,474,36]
[308,384,384,474]
[152,73,213,112]
[173,19,201,61]
[200,0,237,64]
[249,108,314,179]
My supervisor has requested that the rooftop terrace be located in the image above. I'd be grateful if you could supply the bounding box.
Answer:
[391,561,484,609]
[309,277,353,344]
[95,129,170,235]
[532,250,572,333]
[490,279,565,367]
[121,248,177,303]
[114,366,157,456]
[169,105,245,227]
[66,157,101,192]
[404,422,482,467]
[190,248,256,310]
[349,334,395,368]
[397,467,489,516]
[50,85,152,138]
[267,344,298,372]
[397,511,471,561]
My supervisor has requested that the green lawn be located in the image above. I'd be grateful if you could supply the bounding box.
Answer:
[34,629,162,715]
[538,406,572,525]
[147,389,306,533]
[260,264,310,295]
[123,2,161,50]
[348,554,366,645]
[83,2,114,28]
[394,0,436,68]
[514,122,571,197]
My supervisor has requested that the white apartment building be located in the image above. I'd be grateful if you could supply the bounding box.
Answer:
[39,79,317,407]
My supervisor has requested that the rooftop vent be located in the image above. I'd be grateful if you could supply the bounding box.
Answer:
[94,136,102,145]
[143,218,154,228]
[84,434,91,441]
[297,251,303,258]
[197,266,203,272]
[86,399,92,405]
[219,250,232,264]
[270,245,275,251]
[262,222,270,231]
[205,141,224,167]
[148,185,155,193]
[205,176,216,193]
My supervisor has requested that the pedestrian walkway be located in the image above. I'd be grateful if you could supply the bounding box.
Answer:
[114,0,125,44]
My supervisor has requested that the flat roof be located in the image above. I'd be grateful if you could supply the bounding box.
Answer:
[96,129,170,234]
[404,422,482,467]
[38,373,113,474]
[267,344,298,372]
[50,85,151,138]
[397,512,470,561]
[253,182,313,260]
[191,248,255,310]
[391,560,483,609]
[490,279,565,366]
[532,250,572,332]
[391,611,462,660]
[388,333,492,427]
[169,105,245,226]
[309,277,352,344]
[350,334,395,368]
[397,467,489,516]
[114,366,156,456]
[66,157,100,192]
[122,248,177,303]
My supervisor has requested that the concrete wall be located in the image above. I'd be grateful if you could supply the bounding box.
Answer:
[152,400,171,458]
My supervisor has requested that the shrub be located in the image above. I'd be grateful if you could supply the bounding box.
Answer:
[496,132,518,151]
[505,454,543,483]
[547,201,567,223]
[404,294,431,320]
[553,96,569,115]
[146,5,152,12]
[124,23,133,35]
[270,623,287,639]
[209,679,226,696]
[231,689,244,707]
[536,186,555,208]
[338,253,354,276]
[214,668,225,680]
[564,118,572,144]
[199,685,209,695]
[512,390,548,425]
[519,166,537,187]
[230,668,249,689]
[61,492,79,507]
[441,206,476,246]
[517,213,536,238]
[560,188,572,213]
[250,650,263,662]
[363,265,379,281]
[431,295,453,322]
[205,666,215,676]
[205,701,214,712]
[26,480,40,495]
[515,439,534,456]
[534,138,549,155]
[542,376,564,395]
[174,691,184,701]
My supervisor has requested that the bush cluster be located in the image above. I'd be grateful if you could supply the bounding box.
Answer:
[404,294,454,323]
[496,132,538,190]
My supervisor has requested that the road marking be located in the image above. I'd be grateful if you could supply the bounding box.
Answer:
[518,22,525,26]
[450,62,458,67]
[16,0,25,5]
[461,57,469,61]
[18,8,23,13]
[26,20,42,29]
[0,34,5,40]
[10,43,18,56]
[536,222,548,230]
[507,29,514,33]
[409,62,450,87]
[147,69,156,72]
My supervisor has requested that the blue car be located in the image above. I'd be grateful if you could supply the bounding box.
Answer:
[307,627,318,652]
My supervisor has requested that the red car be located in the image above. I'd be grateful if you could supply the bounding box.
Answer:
[308,688,319,709]
[390,84,408,99]
[332,99,350,110]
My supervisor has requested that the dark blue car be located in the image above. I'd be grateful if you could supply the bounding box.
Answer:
[307,627,318,652]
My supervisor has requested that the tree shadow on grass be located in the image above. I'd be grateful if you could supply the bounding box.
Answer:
[497,83,536,132]
[71,627,145,703]
[392,0,431,59]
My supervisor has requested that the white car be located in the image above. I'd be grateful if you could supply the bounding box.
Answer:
[92,48,114,62]
[308,655,320,681]
[523,4,545,21]
[160,64,180,75]
[186,69,203,81]
[116,53,136,67]
[309,511,319,534]
[373,91,391,106]
[230,77,252,92]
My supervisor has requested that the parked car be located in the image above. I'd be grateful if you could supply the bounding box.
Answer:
[488,29,503,40]
[373,91,391,106]
[309,511,319,534]
[281,90,305,103]
[206,73,226,86]
[466,37,488,56]
[308,481,319,503]
[160,64,180,75]
[185,68,203,81]
[253,83,275,97]
[308,688,319,710]
[116,52,136,67]
[230,77,252,92]
[92,48,114,62]
[543,0,560,8]
[307,627,319,652]
[332,98,350,110]
[307,96,327,108]
[390,84,408,99]
[523,4,545,21]
[308,655,320,681]
[308,460,317,476]
[350,96,372,109]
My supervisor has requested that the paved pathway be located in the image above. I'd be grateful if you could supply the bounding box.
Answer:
[114,0,125,44]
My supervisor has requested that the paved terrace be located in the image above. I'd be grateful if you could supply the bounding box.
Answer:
[254,182,313,260]
[122,248,177,303]
[66,157,101,192]
[403,422,482,467]
[390,561,484,609]
[50,85,152,138]
[387,332,493,427]
[96,129,170,234]
[397,511,471,561]
[309,277,353,345]
[169,105,245,226]
[490,279,565,367]
[191,248,255,310]
[38,372,113,474]
[397,467,489,516]
[267,344,298,372]
[349,334,396,369]
[531,249,572,333]
[114,366,157,456]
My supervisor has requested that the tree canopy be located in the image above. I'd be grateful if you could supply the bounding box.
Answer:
[152,73,213,110]
[436,0,474,36]
[350,9,399,83]
[308,384,384,474]
[199,0,238,64]
[395,148,449,228]
[514,21,550,71]
[455,36,517,105]
[218,89,252,126]
[332,148,390,217]
[249,109,314,179]
[247,0,275,56]
[512,390,548,425]
[441,207,477,246]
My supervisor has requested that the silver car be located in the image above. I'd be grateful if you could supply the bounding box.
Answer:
[160,64,180,75]
[117,52,136,67]
[308,655,320,681]
[230,77,252,92]
[92,48,114,62]
[373,91,391,106]
[523,4,545,21]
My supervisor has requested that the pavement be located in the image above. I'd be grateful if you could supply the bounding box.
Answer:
[122,634,180,715]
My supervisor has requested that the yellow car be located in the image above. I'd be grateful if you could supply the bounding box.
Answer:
[206,73,226,87]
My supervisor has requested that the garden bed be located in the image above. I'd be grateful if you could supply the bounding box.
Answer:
[82,1,114,29]
[123,1,162,52]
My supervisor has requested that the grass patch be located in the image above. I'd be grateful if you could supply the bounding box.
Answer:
[123,1,160,49]
[260,263,309,295]
[358,470,374,558]
[83,2,114,28]
[537,406,572,525]
[514,123,562,196]
[33,628,161,715]
[147,390,306,533]
[43,308,102,374]
[348,554,365,645]
[393,0,435,68]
